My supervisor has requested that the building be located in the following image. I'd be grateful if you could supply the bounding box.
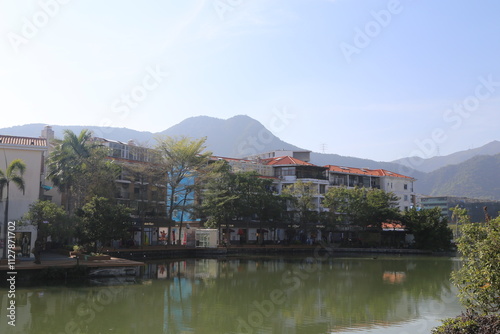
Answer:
[325,165,416,211]
[0,134,51,258]
[94,137,168,246]
[421,196,500,223]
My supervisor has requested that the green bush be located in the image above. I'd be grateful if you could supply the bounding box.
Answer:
[432,311,500,334]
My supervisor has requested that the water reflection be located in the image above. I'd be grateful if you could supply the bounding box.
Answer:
[0,256,462,334]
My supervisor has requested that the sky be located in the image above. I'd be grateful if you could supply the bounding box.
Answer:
[1,0,500,162]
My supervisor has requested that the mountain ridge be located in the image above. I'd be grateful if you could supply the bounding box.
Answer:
[392,140,500,173]
[2,115,499,199]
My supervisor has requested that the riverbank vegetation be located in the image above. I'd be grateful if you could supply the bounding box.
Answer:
[432,213,500,333]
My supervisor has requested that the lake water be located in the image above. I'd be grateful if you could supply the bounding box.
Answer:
[1,254,463,334]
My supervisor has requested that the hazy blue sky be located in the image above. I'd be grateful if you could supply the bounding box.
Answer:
[1,0,499,162]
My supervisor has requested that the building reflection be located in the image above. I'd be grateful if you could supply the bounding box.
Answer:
[0,256,462,334]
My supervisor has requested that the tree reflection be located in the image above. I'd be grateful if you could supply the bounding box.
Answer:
[4,256,457,334]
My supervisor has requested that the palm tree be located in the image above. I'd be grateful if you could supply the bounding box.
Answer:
[47,129,110,213]
[0,159,26,259]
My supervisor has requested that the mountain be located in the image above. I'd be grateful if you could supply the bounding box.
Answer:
[158,115,301,157]
[0,115,424,178]
[418,154,500,200]
[4,115,500,198]
[393,140,500,173]
[0,123,155,146]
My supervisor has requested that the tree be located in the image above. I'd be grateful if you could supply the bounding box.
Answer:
[403,207,453,251]
[201,162,286,244]
[451,215,500,314]
[281,180,319,236]
[77,196,132,252]
[0,158,26,259]
[47,129,118,214]
[323,186,400,229]
[23,200,72,245]
[155,136,212,245]
[201,161,239,242]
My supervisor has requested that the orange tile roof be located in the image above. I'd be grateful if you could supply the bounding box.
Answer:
[325,165,414,180]
[0,135,47,147]
[263,156,315,166]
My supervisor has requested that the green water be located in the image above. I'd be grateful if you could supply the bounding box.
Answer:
[1,255,462,334]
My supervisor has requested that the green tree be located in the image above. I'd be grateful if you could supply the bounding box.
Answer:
[201,161,239,241]
[451,215,500,314]
[1,158,26,259]
[77,196,132,252]
[323,186,400,229]
[47,129,118,214]
[281,180,319,235]
[403,207,453,251]
[155,136,212,245]
[201,162,285,244]
[23,200,72,245]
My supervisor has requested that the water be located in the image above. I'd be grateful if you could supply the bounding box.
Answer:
[1,255,462,334]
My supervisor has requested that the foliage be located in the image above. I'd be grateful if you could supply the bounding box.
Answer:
[281,180,319,229]
[120,161,166,218]
[432,310,500,334]
[451,215,500,314]
[403,207,453,251]
[419,153,500,201]
[76,196,132,252]
[323,186,400,229]
[23,200,73,242]
[47,129,119,214]
[201,162,286,243]
[0,158,26,259]
[155,135,212,244]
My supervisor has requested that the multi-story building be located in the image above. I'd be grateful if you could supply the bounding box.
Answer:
[0,134,53,258]
[421,196,500,223]
[325,165,416,211]
[94,137,167,246]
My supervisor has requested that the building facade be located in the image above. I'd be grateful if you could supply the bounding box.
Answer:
[421,196,500,223]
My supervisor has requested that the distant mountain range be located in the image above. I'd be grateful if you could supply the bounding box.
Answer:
[2,115,500,200]
[418,153,500,200]
[392,140,500,173]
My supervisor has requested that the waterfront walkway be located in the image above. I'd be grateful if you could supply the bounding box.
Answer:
[0,252,144,271]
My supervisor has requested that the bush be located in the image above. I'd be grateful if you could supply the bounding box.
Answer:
[432,310,500,334]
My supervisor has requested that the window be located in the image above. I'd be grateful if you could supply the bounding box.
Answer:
[319,184,326,194]
[404,184,408,190]
[404,195,408,201]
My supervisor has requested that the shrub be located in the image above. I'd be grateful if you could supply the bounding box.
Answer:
[432,310,500,334]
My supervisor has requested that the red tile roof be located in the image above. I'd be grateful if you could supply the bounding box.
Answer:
[263,156,315,166]
[325,165,414,180]
[0,135,47,147]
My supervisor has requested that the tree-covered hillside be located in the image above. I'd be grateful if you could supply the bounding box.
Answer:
[418,154,500,200]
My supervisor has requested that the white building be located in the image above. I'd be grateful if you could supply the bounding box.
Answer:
[0,134,50,258]
[325,165,416,211]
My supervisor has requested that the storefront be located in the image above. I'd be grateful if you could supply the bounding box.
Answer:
[0,222,37,259]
